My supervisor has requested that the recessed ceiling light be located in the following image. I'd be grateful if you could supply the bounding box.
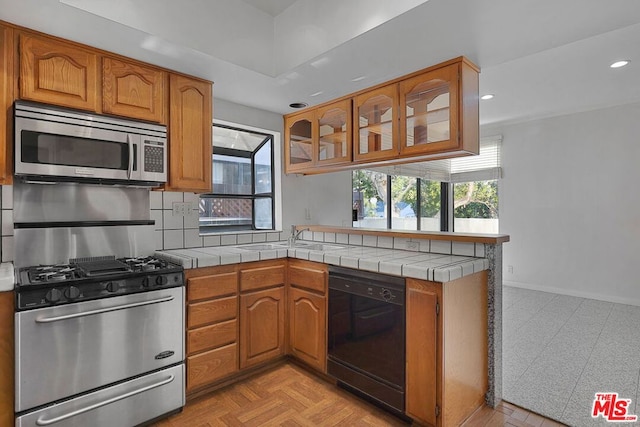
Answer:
[289,102,308,109]
[310,91,323,97]
[351,75,367,82]
[610,60,630,68]
[481,94,494,100]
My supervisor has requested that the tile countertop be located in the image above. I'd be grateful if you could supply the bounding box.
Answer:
[156,242,489,283]
[0,262,15,291]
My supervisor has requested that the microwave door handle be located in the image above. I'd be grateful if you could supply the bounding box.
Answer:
[127,134,134,179]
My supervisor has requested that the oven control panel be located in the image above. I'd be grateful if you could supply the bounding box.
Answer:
[16,272,184,310]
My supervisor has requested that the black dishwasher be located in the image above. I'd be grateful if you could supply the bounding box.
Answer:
[327,266,406,415]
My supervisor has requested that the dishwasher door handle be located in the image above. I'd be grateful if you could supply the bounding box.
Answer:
[35,296,175,323]
[35,374,175,426]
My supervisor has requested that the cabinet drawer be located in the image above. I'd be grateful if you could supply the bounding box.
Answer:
[240,265,285,292]
[188,272,237,301]
[288,264,326,294]
[187,343,238,392]
[187,318,237,355]
[188,296,237,329]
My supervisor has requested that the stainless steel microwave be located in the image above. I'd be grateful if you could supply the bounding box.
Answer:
[14,101,167,186]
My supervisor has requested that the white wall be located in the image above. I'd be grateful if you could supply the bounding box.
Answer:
[485,102,640,305]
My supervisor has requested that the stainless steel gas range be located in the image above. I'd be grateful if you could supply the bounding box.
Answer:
[11,180,185,427]
[14,255,186,427]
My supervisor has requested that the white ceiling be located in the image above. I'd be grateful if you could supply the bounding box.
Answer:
[1,0,640,126]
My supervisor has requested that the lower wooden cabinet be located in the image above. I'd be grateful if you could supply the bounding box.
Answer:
[405,272,488,427]
[239,286,285,369]
[286,259,327,372]
[187,343,238,393]
[0,291,14,426]
[288,286,326,372]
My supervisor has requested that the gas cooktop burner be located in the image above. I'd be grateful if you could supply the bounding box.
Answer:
[15,255,184,310]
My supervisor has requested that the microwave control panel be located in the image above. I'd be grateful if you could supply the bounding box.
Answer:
[144,141,165,173]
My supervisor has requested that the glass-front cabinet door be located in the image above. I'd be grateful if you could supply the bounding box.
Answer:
[354,84,399,162]
[317,99,352,166]
[400,63,459,155]
[284,111,316,173]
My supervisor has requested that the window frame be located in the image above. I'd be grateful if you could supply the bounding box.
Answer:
[200,120,282,234]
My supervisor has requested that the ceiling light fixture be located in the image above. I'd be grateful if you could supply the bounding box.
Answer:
[481,94,494,100]
[289,102,308,109]
[610,60,630,68]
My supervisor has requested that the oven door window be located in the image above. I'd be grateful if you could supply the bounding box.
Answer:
[328,289,405,388]
[21,131,133,170]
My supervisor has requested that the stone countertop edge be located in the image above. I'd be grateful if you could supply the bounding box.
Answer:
[0,262,15,292]
[156,243,489,283]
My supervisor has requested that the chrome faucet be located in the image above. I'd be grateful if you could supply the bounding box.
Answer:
[288,225,310,247]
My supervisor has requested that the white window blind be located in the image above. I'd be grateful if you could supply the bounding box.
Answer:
[370,135,502,182]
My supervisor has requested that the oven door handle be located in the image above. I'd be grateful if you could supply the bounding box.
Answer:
[35,296,175,323]
[35,374,175,426]
[127,133,134,180]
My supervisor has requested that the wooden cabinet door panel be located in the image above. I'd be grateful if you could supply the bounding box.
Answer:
[0,24,13,185]
[19,33,98,111]
[239,286,285,369]
[187,272,237,301]
[0,292,14,426]
[187,318,237,354]
[288,262,326,294]
[102,57,166,123]
[239,264,285,293]
[167,74,212,192]
[406,279,439,427]
[187,342,238,392]
[288,287,326,372]
[188,296,237,329]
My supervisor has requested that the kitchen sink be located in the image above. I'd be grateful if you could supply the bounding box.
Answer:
[291,242,346,251]
[234,243,285,251]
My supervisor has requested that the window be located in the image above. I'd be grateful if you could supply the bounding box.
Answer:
[200,124,275,233]
[352,136,501,232]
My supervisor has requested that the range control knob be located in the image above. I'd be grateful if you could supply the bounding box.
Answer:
[156,275,168,286]
[65,286,80,300]
[141,277,150,288]
[105,282,119,293]
[380,288,393,301]
[45,288,62,303]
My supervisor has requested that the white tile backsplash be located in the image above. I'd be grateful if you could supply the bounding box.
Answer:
[236,234,252,244]
[452,242,475,257]
[252,233,267,243]
[475,243,486,257]
[313,232,324,242]
[336,233,349,244]
[183,211,199,229]
[362,235,377,247]
[324,232,336,243]
[393,237,410,250]
[431,240,452,254]
[1,210,13,236]
[163,230,183,250]
[150,210,163,230]
[1,186,12,210]
[377,236,393,248]
[203,235,221,246]
[1,236,13,262]
[150,191,163,209]
[183,192,199,204]
[162,192,183,209]
[348,234,363,246]
[184,229,203,248]
[162,210,183,230]
[154,230,163,250]
[221,234,237,246]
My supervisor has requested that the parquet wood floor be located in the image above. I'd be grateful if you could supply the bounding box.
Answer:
[153,362,567,426]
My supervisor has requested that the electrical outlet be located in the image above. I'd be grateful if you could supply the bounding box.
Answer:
[406,241,419,251]
[172,202,188,216]
[304,208,311,220]
[507,265,514,274]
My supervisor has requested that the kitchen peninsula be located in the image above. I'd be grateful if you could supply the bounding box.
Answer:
[158,226,509,427]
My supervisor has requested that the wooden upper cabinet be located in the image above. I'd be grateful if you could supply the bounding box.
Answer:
[167,74,212,193]
[317,99,352,167]
[284,99,352,173]
[354,84,399,162]
[102,57,166,123]
[19,32,98,112]
[284,109,315,173]
[0,24,14,185]
[400,60,478,158]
